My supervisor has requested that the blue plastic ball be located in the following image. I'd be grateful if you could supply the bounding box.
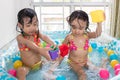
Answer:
[110,54,118,61]
[56,75,66,80]
[12,56,21,63]
[91,43,97,49]
[98,47,104,53]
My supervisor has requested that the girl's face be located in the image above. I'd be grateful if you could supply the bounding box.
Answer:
[70,18,87,36]
[20,16,38,36]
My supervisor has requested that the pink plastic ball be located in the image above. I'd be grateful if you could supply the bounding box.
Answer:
[99,69,109,79]
[115,68,120,75]
[114,64,120,71]
[8,69,17,77]
[46,44,51,47]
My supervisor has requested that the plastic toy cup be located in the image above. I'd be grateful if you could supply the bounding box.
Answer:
[49,49,59,60]
[91,43,97,49]
[90,10,105,23]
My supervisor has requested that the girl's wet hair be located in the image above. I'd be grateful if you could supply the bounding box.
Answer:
[16,8,39,37]
[67,10,90,31]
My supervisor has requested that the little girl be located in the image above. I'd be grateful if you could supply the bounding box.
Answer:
[16,8,56,80]
[59,10,103,80]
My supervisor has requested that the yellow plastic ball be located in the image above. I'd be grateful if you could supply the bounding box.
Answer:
[88,46,92,53]
[107,50,114,56]
[13,60,23,69]
[104,48,108,53]
[110,60,119,68]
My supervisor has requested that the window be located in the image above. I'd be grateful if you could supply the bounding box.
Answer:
[32,0,111,34]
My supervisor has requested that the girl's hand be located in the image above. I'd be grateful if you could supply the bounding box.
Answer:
[50,44,58,50]
[39,47,53,60]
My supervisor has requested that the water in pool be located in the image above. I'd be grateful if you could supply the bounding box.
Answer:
[0,31,120,80]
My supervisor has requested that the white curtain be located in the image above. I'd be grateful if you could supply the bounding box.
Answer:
[110,0,120,39]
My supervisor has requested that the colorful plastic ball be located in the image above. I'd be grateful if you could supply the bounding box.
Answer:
[107,50,114,56]
[114,64,120,70]
[12,56,21,63]
[13,60,23,69]
[46,44,51,47]
[56,75,66,80]
[41,42,46,47]
[91,43,97,49]
[109,54,118,61]
[110,60,119,68]
[104,48,108,53]
[8,69,16,77]
[88,46,92,53]
[99,69,109,79]
[115,68,120,75]
[98,47,104,53]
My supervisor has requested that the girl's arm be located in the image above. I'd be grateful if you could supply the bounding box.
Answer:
[39,32,55,46]
[88,22,102,38]
[62,34,70,44]
[17,35,52,60]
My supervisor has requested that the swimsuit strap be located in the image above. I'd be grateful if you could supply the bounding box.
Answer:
[19,34,41,51]
[69,34,89,51]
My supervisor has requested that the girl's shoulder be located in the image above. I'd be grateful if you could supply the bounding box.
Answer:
[16,34,23,41]
[65,34,73,40]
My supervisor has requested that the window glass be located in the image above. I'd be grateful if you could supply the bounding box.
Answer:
[33,1,110,33]
[41,7,63,14]
[41,24,64,31]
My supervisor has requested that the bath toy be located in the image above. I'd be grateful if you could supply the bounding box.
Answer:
[12,56,21,63]
[99,69,109,79]
[56,75,66,80]
[55,41,59,45]
[8,69,16,77]
[104,48,108,53]
[46,44,51,47]
[49,46,59,60]
[49,49,59,60]
[109,54,118,61]
[107,50,114,56]
[59,44,69,57]
[88,46,92,53]
[13,60,23,69]
[90,10,105,22]
[91,43,97,49]
[110,60,119,68]
[115,68,120,75]
[41,42,46,47]
[114,64,120,71]
[97,46,104,53]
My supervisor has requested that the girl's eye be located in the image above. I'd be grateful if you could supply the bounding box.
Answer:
[26,24,31,27]
[72,27,76,29]
[34,23,37,26]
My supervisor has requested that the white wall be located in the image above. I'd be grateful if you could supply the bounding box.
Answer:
[0,0,32,48]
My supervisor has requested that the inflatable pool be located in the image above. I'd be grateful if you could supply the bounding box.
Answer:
[0,31,120,80]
